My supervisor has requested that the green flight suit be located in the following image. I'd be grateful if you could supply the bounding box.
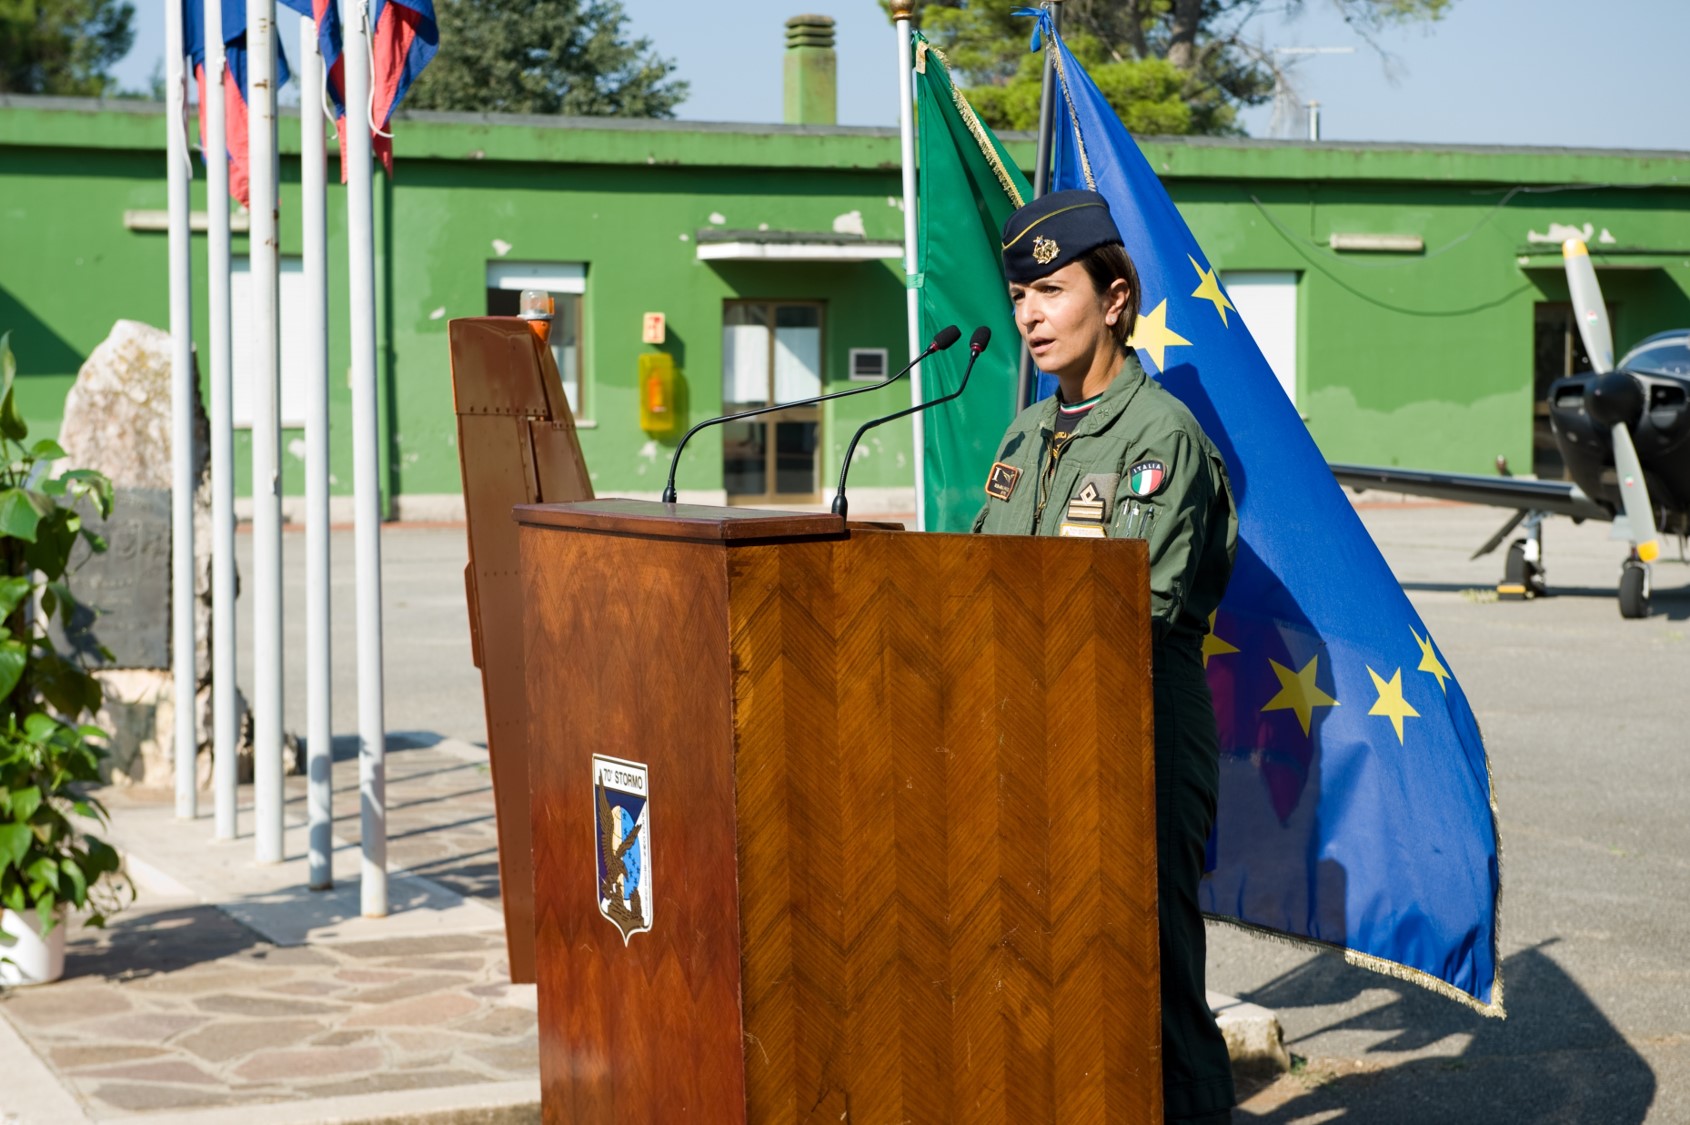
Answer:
[973,352,1239,1122]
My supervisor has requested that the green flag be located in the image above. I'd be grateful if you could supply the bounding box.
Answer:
[914,35,1033,531]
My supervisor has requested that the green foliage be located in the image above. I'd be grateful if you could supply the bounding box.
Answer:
[965,34,1195,135]
[0,333,130,940]
[894,0,1453,137]
[0,0,137,97]
[405,0,688,118]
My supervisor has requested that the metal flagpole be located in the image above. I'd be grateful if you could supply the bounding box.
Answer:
[247,0,284,864]
[343,0,388,916]
[891,0,924,530]
[205,0,238,841]
[166,0,197,820]
[300,16,333,891]
[1014,0,1061,414]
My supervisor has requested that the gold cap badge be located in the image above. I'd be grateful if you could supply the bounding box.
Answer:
[1032,235,1059,265]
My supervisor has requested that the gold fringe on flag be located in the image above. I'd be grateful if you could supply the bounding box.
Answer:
[1045,37,1097,192]
[924,40,1025,210]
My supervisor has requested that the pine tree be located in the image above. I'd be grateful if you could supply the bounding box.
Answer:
[0,0,136,97]
[405,0,687,118]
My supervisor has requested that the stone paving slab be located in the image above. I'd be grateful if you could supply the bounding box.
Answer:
[0,738,538,1124]
[0,902,539,1122]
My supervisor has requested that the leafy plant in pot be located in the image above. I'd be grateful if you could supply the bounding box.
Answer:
[0,332,132,987]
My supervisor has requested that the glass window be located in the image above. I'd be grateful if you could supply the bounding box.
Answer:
[722,304,771,411]
[1621,342,1690,378]
[773,305,822,404]
[721,300,825,502]
[486,261,588,417]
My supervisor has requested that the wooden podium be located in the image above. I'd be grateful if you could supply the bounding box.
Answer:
[518,500,1162,1123]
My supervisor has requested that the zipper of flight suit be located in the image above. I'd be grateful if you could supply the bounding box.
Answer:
[1033,428,1071,532]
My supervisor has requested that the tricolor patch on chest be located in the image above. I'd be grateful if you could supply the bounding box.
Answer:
[1126,459,1168,497]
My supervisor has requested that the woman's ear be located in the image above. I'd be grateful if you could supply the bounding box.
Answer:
[1104,278,1131,327]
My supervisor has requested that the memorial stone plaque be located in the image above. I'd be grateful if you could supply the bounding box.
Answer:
[52,488,172,669]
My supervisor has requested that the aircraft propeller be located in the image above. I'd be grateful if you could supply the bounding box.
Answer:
[1563,238,1661,563]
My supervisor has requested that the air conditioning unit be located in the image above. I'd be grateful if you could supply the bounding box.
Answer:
[849,347,889,381]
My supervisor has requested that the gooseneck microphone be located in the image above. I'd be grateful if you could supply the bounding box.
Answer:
[832,326,991,519]
[661,325,962,504]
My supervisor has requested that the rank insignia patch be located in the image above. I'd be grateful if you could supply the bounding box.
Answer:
[593,754,653,944]
[1066,473,1118,524]
[1126,459,1168,497]
[1066,480,1106,523]
[985,461,1022,501]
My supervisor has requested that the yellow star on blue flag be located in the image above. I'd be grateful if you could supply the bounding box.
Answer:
[1189,256,1235,327]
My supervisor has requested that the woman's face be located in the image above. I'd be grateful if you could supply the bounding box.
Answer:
[1008,261,1130,383]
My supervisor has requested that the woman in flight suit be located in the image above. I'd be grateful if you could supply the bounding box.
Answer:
[972,189,1239,1124]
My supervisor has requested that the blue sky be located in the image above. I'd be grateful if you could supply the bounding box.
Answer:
[116,0,1690,150]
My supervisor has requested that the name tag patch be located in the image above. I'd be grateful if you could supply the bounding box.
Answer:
[1126,459,1168,497]
[985,461,1021,502]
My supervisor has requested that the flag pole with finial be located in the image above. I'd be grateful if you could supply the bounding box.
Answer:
[1014,0,1062,413]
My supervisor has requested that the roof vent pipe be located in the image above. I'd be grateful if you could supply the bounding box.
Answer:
[784,15,837,126]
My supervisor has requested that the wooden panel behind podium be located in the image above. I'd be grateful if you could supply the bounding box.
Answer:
[449,317,594,984]
[521,501,1161,1123]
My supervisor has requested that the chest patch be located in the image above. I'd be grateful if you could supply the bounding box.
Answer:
[1126,459,1168,497]
[1066,473,1119,524]
[985,461,1022,502]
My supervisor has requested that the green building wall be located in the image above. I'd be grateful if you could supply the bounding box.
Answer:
[4,95,1689,514]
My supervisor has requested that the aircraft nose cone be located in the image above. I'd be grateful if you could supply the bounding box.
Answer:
[1585,370,1644,429]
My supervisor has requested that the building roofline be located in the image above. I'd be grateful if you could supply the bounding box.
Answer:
[4,94,1689,185]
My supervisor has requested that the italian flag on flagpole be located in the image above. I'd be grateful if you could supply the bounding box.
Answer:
[910,35,1032,532]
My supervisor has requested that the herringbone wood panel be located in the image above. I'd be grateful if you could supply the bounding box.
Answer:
[521,507,1158,1123]
[733,529,1160,1123]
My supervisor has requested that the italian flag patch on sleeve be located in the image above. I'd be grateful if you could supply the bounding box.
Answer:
[1127,459,1167,497]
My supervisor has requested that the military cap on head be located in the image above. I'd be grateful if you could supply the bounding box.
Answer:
[1000,189,1123,283]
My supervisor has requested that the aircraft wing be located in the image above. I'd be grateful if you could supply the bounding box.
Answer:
[1330,463,1611,521]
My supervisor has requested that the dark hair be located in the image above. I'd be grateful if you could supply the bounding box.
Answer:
[1078,241,1140,348]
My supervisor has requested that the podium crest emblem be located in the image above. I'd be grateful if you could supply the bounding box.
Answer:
[593,754,653,944]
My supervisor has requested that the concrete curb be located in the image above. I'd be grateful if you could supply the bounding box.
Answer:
[1209,990,1291,1074]
[108,1080,540,1125]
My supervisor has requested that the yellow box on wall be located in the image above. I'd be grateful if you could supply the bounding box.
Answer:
[638,353,679,437]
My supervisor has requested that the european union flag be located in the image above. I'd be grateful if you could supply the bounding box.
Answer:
[1030,11,1503,1013]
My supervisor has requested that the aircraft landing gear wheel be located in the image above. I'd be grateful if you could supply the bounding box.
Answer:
[1619,559,1650,619]
[1499,539,1541,601]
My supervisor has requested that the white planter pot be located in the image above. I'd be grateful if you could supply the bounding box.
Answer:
[0,907,66,987]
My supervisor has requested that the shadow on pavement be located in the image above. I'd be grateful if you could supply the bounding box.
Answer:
[1395,580,1690,621]
[1238,943,1655,1123]
[319,729,457,762]
[57,903,268,983]
[400,847,504,901]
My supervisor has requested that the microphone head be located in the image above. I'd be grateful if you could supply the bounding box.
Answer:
[931,325,962,352]
[969,326,991,354]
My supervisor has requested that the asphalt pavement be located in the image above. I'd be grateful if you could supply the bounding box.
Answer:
[1215,499,1690,1123]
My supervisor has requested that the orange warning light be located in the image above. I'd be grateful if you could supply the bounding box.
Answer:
[519,289,554,343]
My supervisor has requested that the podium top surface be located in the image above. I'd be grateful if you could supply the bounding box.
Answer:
[513,499,848,542]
